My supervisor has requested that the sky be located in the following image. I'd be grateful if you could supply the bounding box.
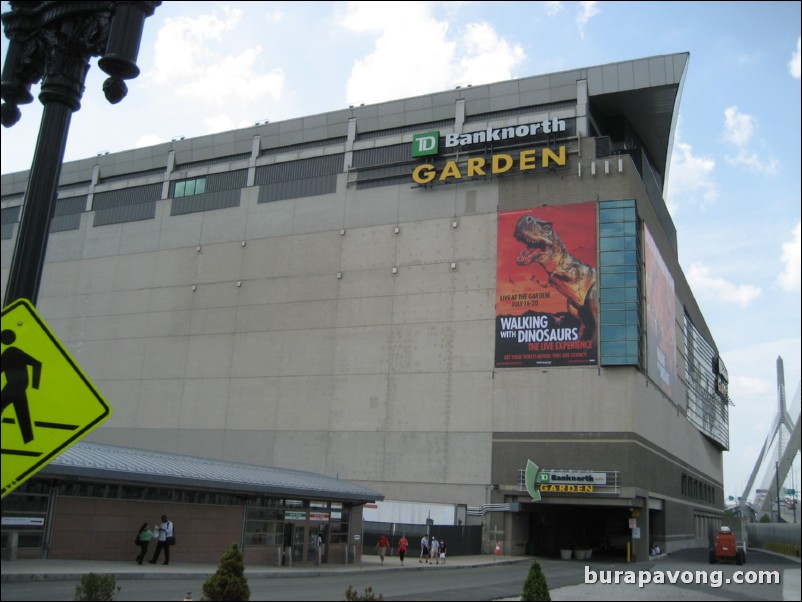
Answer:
[1,1,800,502]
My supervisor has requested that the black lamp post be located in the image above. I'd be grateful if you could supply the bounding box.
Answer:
[1,1,160,307]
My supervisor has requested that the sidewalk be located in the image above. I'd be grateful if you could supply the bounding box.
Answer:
[1,552,524,583]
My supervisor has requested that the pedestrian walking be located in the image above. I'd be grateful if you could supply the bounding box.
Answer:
[430,536,440,564]
[398,534,409,565]
[149,515,175,565]
[376,534,390,564]
[134,522,153,565]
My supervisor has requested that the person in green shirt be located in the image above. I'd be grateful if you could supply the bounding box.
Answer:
[135,522,154,565]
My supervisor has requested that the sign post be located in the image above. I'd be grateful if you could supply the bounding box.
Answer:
[1,299,112,498]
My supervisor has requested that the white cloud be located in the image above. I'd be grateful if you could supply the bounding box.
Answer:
[666,130,717,214]
[341,2,524,105]
[577,2,600,38]
[338,1,423,33]
[777,222,801,291]
[789,37,801,79]
[342,2,454,104]
[721,106,755,148]
[721,106,779,175]
[731,374,773,399]
[457,23,526,85]
[687,263,762,307]
[544,2,563,16]
[149,8,242,84]
[148,8,284,107]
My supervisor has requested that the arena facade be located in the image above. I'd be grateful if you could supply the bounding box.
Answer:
[2,52,729,562]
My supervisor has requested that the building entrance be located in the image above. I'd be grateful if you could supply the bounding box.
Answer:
[526,504,631,558]
[288,523,323,564]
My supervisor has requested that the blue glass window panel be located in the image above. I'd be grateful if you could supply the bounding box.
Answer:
[598,199,635,210]
[599,207,625,223]
[195,178,206,194]
[599,309,638,326]
[602,355,638,365]
[599,221,637,238]
[601,324,639,341]
[600,287,638,303]
[599,221,626,237]
[600,236,637,252]
[599,205,635,222]
[174,181,185,197]
[600,271,639,288]
[600,250,637,266]
[601,340,639,357]
[601,264,638,274]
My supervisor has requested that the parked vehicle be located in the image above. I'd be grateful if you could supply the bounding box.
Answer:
[709,526,746,565]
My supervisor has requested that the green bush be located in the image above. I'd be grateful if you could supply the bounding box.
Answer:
[73,573,120,601]
[344,585,384,600]
[521,559,550,601]
[202,543,251,601]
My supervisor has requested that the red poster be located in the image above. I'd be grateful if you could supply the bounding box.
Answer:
[495,203,598,367]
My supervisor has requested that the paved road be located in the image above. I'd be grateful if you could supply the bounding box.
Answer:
[1,548,798,601]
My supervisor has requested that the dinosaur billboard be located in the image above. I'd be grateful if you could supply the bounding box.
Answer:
[495,202,598,368]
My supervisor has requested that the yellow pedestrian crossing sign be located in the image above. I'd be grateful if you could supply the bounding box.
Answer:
[2,299,112,498]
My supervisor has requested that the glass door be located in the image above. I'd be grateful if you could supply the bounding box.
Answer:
[292,524,305,562]
[290,523,325,563]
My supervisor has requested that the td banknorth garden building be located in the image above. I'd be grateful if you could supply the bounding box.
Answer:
[2,52,730,562]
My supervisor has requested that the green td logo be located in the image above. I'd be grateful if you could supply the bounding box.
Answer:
[412,131,439,157]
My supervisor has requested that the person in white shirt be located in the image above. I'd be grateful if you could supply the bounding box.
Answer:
[430,536,440,564]
[149,514,174,565]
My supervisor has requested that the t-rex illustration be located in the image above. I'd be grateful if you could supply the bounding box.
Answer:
[513,215,598,341]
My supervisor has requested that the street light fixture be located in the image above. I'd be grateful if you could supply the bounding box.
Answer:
[1,1,161,307]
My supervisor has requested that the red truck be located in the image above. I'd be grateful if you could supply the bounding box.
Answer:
[709,526,746,565]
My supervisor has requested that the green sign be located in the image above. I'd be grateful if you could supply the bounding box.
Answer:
[524,460,542,501]
[412,131,439,157]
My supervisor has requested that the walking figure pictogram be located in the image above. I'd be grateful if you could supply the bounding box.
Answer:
[1,328,43,444]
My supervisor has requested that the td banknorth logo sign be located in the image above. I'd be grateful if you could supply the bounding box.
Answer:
[412,118,567,158]
[524,459,607,501]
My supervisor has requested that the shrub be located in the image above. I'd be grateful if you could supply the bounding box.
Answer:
[520,559,550,601]
[344,585,384,600]
[202,543,251,601]
[73,573,120,601]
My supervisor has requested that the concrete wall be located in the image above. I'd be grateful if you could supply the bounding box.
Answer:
[0,145,724,514]
[49,497,243,564]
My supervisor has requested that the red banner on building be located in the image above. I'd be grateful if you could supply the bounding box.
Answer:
[495,203,598,367]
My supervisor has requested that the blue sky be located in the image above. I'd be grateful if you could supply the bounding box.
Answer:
[2,1,800,501]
